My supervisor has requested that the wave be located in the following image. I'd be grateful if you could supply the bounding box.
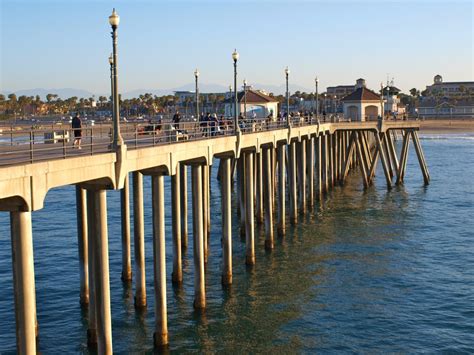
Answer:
[419,134,474,141]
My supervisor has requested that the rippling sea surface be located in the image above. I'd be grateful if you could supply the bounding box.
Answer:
[1,133,473,353]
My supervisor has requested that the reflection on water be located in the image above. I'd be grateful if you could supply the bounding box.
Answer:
[0,134,473,353]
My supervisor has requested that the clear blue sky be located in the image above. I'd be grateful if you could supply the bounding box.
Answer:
[1,0,473,95]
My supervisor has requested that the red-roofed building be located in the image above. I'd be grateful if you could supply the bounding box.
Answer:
[341,79,382,121]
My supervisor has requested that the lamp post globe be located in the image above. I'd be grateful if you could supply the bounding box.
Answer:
[108,54,113,65]
[232,49,240,132]
[109,8,123,148]
[109,8,120,27]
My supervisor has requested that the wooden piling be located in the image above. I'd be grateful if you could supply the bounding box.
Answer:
[277,144,286,236]
[263,147,274,250]
[120,175,132,282]
[180,164,188,249]
[171,172,182,284]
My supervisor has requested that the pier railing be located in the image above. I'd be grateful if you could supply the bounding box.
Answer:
[0,114,388,167]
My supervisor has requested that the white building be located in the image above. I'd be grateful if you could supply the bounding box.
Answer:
[341,79,381,121]
[224,89,278,118]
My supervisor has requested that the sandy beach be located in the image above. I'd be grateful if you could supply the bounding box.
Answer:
[417,119,474,134]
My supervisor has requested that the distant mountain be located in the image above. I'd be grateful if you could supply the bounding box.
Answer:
[1,88,97,100]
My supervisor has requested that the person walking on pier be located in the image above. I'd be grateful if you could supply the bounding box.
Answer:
[72,113,82,149]
[173,111,181,132]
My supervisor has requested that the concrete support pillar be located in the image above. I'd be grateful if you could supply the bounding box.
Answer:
[86,191,97,348]
[297,140,306,214]
[263,147,274,250]
[316,136,322,199]
[180,164,188,250]
[171,171,182,284]
[10,210,37,354]
[245,151,255,265]
[307,137,314,209]
[277,144,286,236]
[120,175,132,282]
[88,189,113,354]
[328,134,334,188]
[323,135,329,192]
[191,165,206,308]
[133,171,147,308]
[255,151,264,224]
[75,185,89,306]
[289,141,298,224]
[151,174,168,348]
[237,156,245,237]
[220,157,233,285]
[202,164,209,263]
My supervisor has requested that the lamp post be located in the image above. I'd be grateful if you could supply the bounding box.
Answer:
[109,8,123,148]
[386,86,390,118]
[285,66,290,127]
[232,49,240,132]
[194,69,199,120]
[108,54,114,121]
[243,79,247,119]
[323,93,327,115]
[315,76,319,118]
[228,85,232,117]
[333,95,337,114]
[380,82,384,120]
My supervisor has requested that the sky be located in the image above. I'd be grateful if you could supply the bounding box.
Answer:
[1,0,473,96]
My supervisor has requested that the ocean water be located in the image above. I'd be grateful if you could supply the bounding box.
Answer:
[0,133,473,353]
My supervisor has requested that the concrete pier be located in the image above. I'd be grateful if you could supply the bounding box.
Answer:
[133,171,147,308]
[245,152,256,265]
[277,144,286,236]
[75,186,89,305]
[220,157,232,285]
[10,210,37,354]
[191,164,206,308]
[263,147,274,250]
[151,174,168,348]
[171,171,182,284]
[0,119,430,352]
[120,175,132,282]
[180,164,188,249]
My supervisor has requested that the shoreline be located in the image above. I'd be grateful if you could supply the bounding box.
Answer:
[416,119,474,134]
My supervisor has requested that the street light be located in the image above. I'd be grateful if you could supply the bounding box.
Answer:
[315,76,319,118]
[109,8,123,148]
[243,79,247,119]
[232,49,240,132]
[194,69,199,120]
[334,95,337,114]
[285,66,290,127]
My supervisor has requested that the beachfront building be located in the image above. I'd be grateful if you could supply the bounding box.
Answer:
[424,75,474,98]
[224,89,278,118]
[418,75,474,118]
[326,82,358,113]
[341,79,382,121]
